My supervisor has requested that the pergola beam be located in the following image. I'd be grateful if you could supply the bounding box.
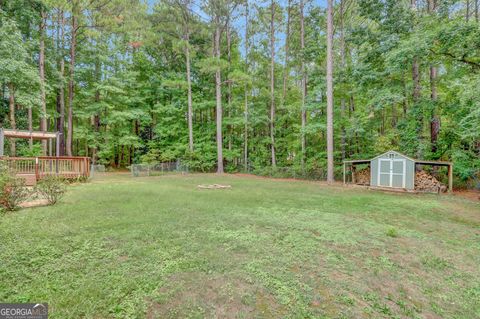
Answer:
[0,128,62,157]
[2,129,57,140]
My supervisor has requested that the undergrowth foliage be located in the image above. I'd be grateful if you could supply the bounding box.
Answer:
[0,162,69,212]
[35,176,67,205]
[0,162,30,211]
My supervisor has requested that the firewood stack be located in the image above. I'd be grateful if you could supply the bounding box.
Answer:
[355,168,370,185]
[415,170,447,193]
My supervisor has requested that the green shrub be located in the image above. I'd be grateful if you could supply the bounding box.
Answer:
[0,161,30,211]
[35,176,67,205]
[0,176,30,211]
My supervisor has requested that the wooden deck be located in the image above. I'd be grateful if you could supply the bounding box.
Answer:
[0,156,90,185]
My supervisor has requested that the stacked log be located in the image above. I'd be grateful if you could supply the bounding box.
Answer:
[415,170,447,193]
[355,168,370,185]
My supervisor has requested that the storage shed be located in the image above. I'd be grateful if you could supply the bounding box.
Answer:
[343,150,453,192]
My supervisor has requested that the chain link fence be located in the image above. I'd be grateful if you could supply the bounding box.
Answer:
[130,160,188,177]
[250,166,328,180]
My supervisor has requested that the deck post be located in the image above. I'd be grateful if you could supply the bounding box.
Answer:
[35,157,39,181]
[56,133,60,157]
[448,164,453,193]
[0,128,4,157]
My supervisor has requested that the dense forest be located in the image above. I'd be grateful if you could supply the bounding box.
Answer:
[0,0,479,185]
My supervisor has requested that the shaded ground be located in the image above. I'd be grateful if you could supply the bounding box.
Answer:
[0,173,479,318]
[454,189,480,201]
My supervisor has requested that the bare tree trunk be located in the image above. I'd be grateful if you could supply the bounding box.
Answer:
[429,0,440,154]
[244,3,249,171]
[430,66,439,153]
[185,31,194,152]
[67,13,78,156]
[92,58,101,164]
[412,58,422,155]
[403,71,408,117]
[214,20,224,173]
[8,84,15,156]
[39,9,47,154]
[466,0,470,21]
[412,65,421,103]
[411,0,422,157]
[28,107,33,149]
[270,0,276,167]
[282,0,291,103]
[56,10,66,156]
[300,0,307,168]
[339,0,346,161]
[226,20,233,153]
[475,0,479,22]
[326,0,335,182]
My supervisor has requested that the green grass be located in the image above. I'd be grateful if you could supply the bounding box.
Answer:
[1,173,479,318]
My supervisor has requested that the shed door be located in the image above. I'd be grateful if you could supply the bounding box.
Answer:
[378,159,406,188]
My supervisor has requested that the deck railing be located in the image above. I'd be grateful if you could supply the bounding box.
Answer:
[0,156,90,180]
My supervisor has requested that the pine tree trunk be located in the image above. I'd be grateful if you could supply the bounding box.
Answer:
[185,31,194,152]
[282,0,291,103]
[300,0,307,168]
[339,0,346,161]
[475,0,479,22]
[429,0,440,154]
[270,0,276,167]
[466,0,470,21]
[244,3,249,171]
[214,20,224,173]
[92,58,101,164]
[67,13,78,156]
[8,83,15,156]
[39,9,47,154]
[326,0,335,182]
[226,21,233,153]
[430,66,439,153]
[403,71,408,117]
[412,58,422,156]
[57,10,66,156]
[411,0,422,157]
[28,107,33,149]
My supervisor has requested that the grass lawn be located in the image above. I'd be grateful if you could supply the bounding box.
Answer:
[0,173,479,318]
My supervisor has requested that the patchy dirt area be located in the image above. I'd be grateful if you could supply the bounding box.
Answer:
[147,272,284,319]
[454,189,480,201]
[19,198,49,208]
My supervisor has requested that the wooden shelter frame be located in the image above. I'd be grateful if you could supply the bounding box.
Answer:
[343,158,453,193]
[0,128,61,157]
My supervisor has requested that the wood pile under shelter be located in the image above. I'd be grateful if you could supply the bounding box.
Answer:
[355,168,370,185]
[415,170,447,193]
